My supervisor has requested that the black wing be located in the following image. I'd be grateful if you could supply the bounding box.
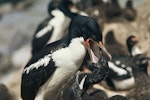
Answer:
[21,40,67,100]
[35,17,53,33]
[31,16,54,55]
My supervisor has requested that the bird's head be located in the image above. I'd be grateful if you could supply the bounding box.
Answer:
[69,16,111,66]
[48,0,60,15]
[127,35,139,47]
[126,35,139,54]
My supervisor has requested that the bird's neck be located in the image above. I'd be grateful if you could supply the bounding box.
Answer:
[68,37,87,62]
[65,29,83,45]
[130,46,142,56]
[83,64,109,90]
[51,9,65,18]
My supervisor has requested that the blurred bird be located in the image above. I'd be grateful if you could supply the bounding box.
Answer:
[31,0,81,55]
[58,53,109,100]
[104,57,135,90]
[101,31,136,90]
[104,30,129,57]
[21,15,111,100]
[105,0,122,22]
[122,0,137,21]
[126,35,150,75]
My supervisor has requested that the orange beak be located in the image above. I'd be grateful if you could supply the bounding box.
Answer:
[85,38,112,64]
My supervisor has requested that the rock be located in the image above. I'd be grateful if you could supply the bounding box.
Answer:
[0,83,14,100]
[11,42,31,68]
[9,32,31,51]
[0,50,11,74]
[6,68,23,100]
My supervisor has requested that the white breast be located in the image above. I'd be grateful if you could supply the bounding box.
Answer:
[35,37,87,100]
[131,46,142,56]
[112,77,135,90]
[47,9,71,43]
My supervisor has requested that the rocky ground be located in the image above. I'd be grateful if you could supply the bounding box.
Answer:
[0,0,149,100]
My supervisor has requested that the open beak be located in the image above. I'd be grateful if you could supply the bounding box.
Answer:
[85,38,112,65]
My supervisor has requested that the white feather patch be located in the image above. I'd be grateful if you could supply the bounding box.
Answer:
[115,60,121,65]
[112,77,135,90]
[131,46,142,56]
[52,37,86,67]
[35,37,87,99]
[79,75,87,89]
[108,62,127,76]
[24,37,86,75]
[121,64,126,68]
[23,54,52,74]
[94,10,99,16]
[47,9,71,43]
[36,25,53,38]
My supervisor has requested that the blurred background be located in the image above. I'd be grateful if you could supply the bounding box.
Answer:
[0,0,150,100]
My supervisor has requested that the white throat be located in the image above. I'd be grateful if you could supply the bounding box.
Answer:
[35,37,87,100]
[131,46,142,56]
[52,37,87,66]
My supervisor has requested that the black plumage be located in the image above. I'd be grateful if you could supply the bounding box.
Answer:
[122,0,137,21]
[21,15,109,100]
[31,0,78,55]
[104,56,135,90]
[58,55,109,100]
[126,35,150,75]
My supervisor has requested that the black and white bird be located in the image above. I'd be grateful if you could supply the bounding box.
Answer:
[104,57,135,90]
[31,0,79,55]
[126,35,150,75]
[59,54,109,100]
[60,58,129,100]
[70,71,109,100]
[78,54,109,100]
[21,15,111,100]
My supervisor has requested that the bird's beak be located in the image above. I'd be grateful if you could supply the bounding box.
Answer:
[85,38,112,65]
